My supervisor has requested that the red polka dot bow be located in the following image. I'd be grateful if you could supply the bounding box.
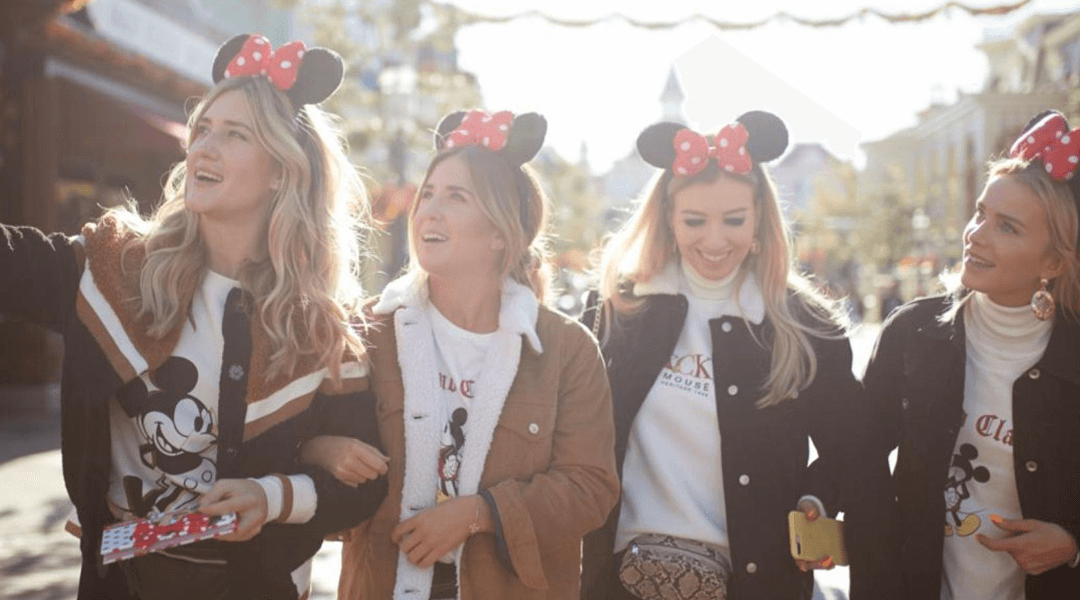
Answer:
[446,110,515,152]
[1010,112,1080,181]
[223,35,305,92]
[672,123,752,177]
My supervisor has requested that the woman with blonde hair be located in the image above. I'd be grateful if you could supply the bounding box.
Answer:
[579,111,892,599]
[301,109,619,600]
[0,34,386,599]
[863,110,1080,600]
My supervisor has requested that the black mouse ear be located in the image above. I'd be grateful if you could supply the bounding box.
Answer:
[212,34,251,84]
[286,47,344,107]
[1019,110,1065,138]
[736,110,788,163]
[434,111,468,151]
[502,113,547,166]
[636,122,685,170]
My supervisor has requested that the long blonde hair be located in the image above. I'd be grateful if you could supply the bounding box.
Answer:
[941,156,1080,322]
[107,76,369,380]
[599,161,844,407]
[406,145,552,301]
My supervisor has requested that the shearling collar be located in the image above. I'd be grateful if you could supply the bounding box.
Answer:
[373,269,543,354]
[632,259,765,324]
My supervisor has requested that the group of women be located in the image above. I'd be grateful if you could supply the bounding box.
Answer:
[0,32,1077,600]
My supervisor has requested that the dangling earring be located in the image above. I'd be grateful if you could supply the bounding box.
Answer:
[1031,278,1055,321]
[750,239,761,255]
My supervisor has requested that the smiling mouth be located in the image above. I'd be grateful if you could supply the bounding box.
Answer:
[964,251,994,268]
[421,233,447,243]
[193,170,223,184]
[698,249,732,263]
[155,424,180,455]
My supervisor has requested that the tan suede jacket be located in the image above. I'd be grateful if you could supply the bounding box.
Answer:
[338,299,619,600]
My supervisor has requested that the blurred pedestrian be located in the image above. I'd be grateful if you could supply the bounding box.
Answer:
[863,110,1080,599]
[0,33,387,599]
[301,109,619,600]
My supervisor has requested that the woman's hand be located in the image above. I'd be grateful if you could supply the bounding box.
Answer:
[794,498,836,572]
[977,515,1079,575]
[198,479,269,542]
[390,496,491,568]
[299,435,389,487]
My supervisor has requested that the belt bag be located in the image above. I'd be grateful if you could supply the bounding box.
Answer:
[618,534,731,600]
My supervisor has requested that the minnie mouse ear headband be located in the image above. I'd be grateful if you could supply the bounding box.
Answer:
[637,110,789,178]
[433,110,547,232]
[211,34,344,110]
[433,110,547,167]
[1010,110,1080,247]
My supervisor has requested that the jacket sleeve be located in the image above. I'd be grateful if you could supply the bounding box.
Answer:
[294,386,389,537]
[0,224,83,332]
[800,335,861,514]
[848,316,910,600]
[483,324,620,590]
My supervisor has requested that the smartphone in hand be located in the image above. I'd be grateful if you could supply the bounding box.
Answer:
[788,510,849,565]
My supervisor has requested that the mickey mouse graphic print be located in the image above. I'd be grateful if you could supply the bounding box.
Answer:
[427,303,495,508]
[940,293,1053,600]
[106,271,239,519]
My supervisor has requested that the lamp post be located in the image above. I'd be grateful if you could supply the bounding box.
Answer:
[912,207,930,296]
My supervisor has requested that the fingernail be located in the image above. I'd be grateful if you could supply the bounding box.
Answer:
[823,557,834,568]
[990,514,1003,524]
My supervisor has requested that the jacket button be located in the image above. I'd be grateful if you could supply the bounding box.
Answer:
[728,385,739,396]
[901,398,909,410]
[225,447,237,458]
[1026,460,1038,473]
[528,423,540,435]
[721,322,733,333]
[746,562,758,574]
[1028,368,1041,380]
[739,474,750,486]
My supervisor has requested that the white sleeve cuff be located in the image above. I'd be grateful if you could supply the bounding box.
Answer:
[252,474,318,524]
[798,495,827,517]
[1069,548,1080,569]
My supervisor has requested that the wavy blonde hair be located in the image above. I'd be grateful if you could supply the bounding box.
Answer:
[941,156,1080,322]
[599,161,844,407]
[107,76,369,381]
[406,145,552,301]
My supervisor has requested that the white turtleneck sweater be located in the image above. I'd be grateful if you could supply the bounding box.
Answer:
[614,262,765,555]
[940,293,1052,600]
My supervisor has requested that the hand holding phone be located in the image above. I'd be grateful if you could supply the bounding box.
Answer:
[788,510,848,566]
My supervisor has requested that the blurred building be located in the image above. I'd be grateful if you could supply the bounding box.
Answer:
[771,143,860,294]
[859,10,1077,302]
[597,66,686,224]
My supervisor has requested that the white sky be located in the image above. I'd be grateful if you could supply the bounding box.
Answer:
[450,0,1080,172]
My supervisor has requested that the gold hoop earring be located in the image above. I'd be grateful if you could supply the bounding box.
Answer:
[1031,278,1055,321]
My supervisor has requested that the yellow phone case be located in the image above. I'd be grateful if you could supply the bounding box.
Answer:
[787,511,849,565]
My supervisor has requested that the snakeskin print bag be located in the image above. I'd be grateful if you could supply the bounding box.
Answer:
[618,535,731,600]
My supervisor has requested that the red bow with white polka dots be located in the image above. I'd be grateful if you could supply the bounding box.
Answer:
[222,35,305,92]
[672,123,752,177]
[1010,113,1080,181]
[445,110,515,152]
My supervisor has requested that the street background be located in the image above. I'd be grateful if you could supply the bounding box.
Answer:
[3,0,1080,597]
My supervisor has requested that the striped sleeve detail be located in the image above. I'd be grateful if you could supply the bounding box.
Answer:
[317,360,370,395]
[75,266,145,381]
[253,473,315,524]
[242,369,325,441]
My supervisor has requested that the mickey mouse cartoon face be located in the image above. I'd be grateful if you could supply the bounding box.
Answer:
[116,357,216,475]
